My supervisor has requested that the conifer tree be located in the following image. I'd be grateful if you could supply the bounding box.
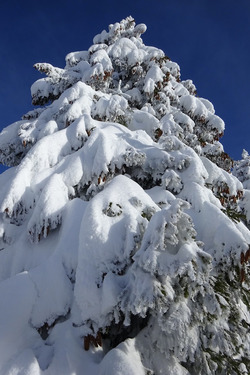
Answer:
[0,16,249,375]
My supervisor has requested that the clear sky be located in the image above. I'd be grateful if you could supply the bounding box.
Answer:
[0,0,250,174]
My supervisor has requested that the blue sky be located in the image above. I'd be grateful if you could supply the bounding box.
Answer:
[0,0,250,173]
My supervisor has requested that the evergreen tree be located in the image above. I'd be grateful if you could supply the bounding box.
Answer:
[0,16,249,375]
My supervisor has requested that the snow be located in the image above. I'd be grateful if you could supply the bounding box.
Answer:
[180,95,209,120]
[90,50,113,72]
[92,94,128,121]
[108,37,142,65]
[128,109,160,136]
[65,50,89,67]
[0,272,38,373]
[143,65,165,94]
[74,175,158,331]
[0,15,249,375]
[27,174,69,242]
[99,339,145,375]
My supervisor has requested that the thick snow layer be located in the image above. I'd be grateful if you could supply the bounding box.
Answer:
[0,272,38,373]
[144,65,165,94]
[99,339,145,375]
[74,175,158,331]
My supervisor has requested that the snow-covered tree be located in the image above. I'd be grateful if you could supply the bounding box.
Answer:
[0,16,249,375]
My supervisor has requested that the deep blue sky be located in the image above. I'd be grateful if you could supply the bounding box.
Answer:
[0,0,250,173]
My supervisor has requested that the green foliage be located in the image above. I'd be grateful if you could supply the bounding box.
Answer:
[221,207,247,223]
[103,202,122,217]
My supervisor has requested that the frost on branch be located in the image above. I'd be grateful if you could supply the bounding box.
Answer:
[0,16,249,375]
